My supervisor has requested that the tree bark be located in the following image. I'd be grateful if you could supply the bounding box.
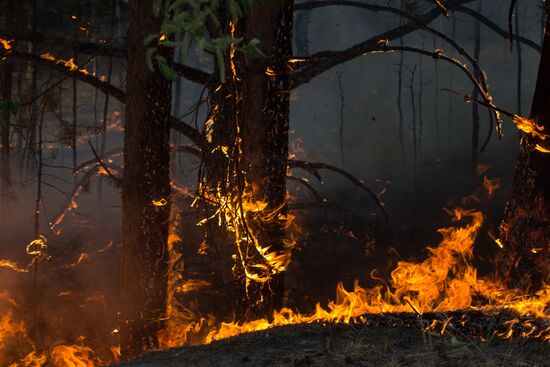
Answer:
[201,0,294,320]
[498,16,550,291]
[471,0,481,167]
[120,0,173,358]
[0,0,14,196]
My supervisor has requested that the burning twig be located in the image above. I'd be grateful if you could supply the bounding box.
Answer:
[433,0,449,16]
[87,141,122,185]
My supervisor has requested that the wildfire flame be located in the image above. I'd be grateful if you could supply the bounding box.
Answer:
[200,208,549,343]
[513,115,548,142]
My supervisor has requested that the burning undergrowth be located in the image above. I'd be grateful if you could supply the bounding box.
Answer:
[0,176,549,367]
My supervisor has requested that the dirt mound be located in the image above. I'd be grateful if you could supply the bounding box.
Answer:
[114,324,549,367]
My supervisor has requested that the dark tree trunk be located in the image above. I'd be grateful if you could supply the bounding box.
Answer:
[294,9,311,55]
[0,0,14,195]
[202,0,294,320]
[27,0,39,170]
[515,2,523,116]
[120,0,173,358]
[498,16,550,291]
[433,25,440,154]
[397,36,404,148]
[72,0,81,172]
[238,1,293,318]
[471,0,482,167]
[99,0,116,199]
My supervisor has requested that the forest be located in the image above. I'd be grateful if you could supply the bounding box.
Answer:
[0,0,549,366]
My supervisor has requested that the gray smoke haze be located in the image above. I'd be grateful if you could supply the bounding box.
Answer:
[0,0,543,267]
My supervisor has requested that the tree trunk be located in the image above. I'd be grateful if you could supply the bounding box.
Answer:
[0,0,14,195]
[471,0,481,167]
[498,16,550,291]
[120,0,172,358]
[201,0,294,320]
[294,9,311,55]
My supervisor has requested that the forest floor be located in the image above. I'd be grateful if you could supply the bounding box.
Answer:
[115,324,549,367]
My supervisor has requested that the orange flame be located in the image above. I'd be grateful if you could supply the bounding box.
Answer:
[513,115,548,141]
[50,345,99,367]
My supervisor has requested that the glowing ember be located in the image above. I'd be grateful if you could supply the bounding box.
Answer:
[0,37,13,51]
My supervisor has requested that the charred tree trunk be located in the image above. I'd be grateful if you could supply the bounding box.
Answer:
[433,23,440,154]
[0,0,14,196]
[498,16,550,291]
[120,0,172,358]
[294,9,311,55]
[337,71,345,168]
[397,36,404,148]
[27,0,39,170]
[72,0,81,172]
[99,0,116,199]
[515,2,523,116]
[471,0,481,167]
[202,1,294,320]
[236,1,293,319]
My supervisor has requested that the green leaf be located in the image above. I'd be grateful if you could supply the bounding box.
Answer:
[145,48,155,72]
[144,34,158,46]
[0,100,19,115]
[157,55,177,80]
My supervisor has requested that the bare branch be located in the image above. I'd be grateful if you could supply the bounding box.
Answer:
[286,175,323,202]
[173,145,202,157]
[75,148,123,173]
[287,159,388,218]
[287,175,358,217]
[1,48,207,149]
[289,0,475,88]
[87,141,122,184]
[454,5,540,53]
[0,30,213,85]
[433,0,449,16]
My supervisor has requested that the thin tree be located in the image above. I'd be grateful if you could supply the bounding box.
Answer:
[471,0,482,167]
[120,0,173,357]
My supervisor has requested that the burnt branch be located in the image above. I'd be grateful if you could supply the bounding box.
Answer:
[287,159,388,218]
[87,141,122,185]
[362,45,501,139]
[0,30,212,85]
[294,0,515,137]
[289,0,476,88]
[75,148,123,173]
[173,145,202,157]
[287,175,358,218]
[454,6,540,53]
[286,175,323,202]
[1,48,207,149]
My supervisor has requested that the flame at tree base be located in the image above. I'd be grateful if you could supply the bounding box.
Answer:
[199,208,549,344]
